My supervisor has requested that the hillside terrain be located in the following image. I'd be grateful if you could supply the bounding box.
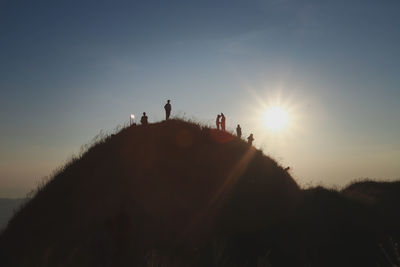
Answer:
[0,198,25,230]
[0,120,399,267]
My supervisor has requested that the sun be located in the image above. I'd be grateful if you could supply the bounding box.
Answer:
[262,106,289,131]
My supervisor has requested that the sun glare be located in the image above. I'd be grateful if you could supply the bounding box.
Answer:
[262,106,289,131]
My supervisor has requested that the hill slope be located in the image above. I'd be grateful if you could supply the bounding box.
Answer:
[0,120,301,266]
[0,198,25,230]
[1,120,399,266]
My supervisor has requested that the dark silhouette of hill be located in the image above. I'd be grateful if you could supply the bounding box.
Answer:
[0,198,25,230]
[0,119,399,266]
[343,180,400,247]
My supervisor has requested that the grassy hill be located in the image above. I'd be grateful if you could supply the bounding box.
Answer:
[0,119,399,266]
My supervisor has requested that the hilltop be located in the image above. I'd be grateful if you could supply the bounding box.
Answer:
[0,119,399,267]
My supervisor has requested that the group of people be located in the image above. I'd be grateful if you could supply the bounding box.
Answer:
[140,100,171,125]
[216,113,226,131]
[216,114,254,145]
[139,100,255,145]
[236,124,254,145]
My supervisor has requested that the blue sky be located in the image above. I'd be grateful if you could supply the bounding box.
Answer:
[1,0,400,197]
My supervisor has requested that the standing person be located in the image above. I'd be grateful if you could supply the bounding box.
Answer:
[236,124,242,138]
[140,112,148,125]
[164,100,172,120]
[247,133,254,145]
[216,114,221,130]
[220,113,226,131]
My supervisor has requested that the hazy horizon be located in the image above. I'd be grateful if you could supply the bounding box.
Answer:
[1,0,400,197]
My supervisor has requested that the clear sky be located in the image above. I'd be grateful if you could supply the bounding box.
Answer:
[1,0,399,197]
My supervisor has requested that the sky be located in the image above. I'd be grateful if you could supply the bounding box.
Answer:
[1,0,399,197]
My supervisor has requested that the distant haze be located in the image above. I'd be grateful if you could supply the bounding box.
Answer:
[1,0,400,197]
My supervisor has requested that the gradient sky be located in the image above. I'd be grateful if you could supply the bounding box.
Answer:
[1,0,400,197]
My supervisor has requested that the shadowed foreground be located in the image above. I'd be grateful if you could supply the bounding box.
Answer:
[0,120,399,266]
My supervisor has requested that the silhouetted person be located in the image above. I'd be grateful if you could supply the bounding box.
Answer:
[216,114,221,130]
[140,112,148,125]
[164,100,171,120]
[220,113,226,131]
[236,124,242,138]
[247,133,254,145]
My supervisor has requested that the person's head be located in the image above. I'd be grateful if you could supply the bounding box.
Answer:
[167,100,170,103]
[217,114,220,117]
[221,113,224,116]
[237,124,240,127]
[143,112,146,115]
